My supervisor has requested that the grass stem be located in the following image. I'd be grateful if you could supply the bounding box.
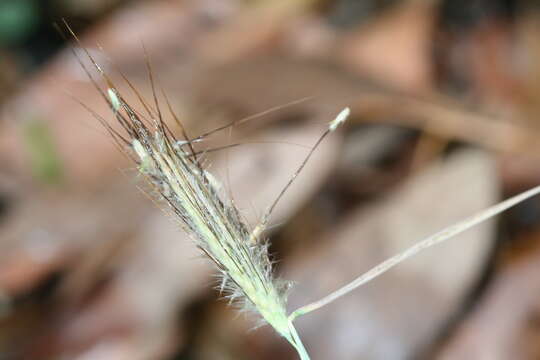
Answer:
[289,184,540,322]
[288,320,311,360]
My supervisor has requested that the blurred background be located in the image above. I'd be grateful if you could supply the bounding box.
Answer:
[2,0,540,359]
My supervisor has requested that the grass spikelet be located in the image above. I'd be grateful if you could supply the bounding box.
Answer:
[109,75,303,355]
[121,91,296,342]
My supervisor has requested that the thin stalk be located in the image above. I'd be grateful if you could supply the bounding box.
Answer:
[289,184,540,322]
[288,320,311,360]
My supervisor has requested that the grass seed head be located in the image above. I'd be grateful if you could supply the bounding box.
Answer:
[63,19,319,358]
[104,86,294,337]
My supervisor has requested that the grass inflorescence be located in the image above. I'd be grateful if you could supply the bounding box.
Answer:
[62,22,355,359]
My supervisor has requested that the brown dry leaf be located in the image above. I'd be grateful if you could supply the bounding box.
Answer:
[196,0,318,65]
[0,184,145,297]
[349,92,540,158]
[282,150,497,360]
[339,1,435,92]
[437,231,540,360]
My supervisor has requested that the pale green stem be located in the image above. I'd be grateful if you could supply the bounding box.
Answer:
[289,184,540,322]
[287,320,311,360]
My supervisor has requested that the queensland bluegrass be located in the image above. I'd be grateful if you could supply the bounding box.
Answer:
[64,24,351,359]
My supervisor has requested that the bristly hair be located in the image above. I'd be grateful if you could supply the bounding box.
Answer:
[63,21,349,360]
